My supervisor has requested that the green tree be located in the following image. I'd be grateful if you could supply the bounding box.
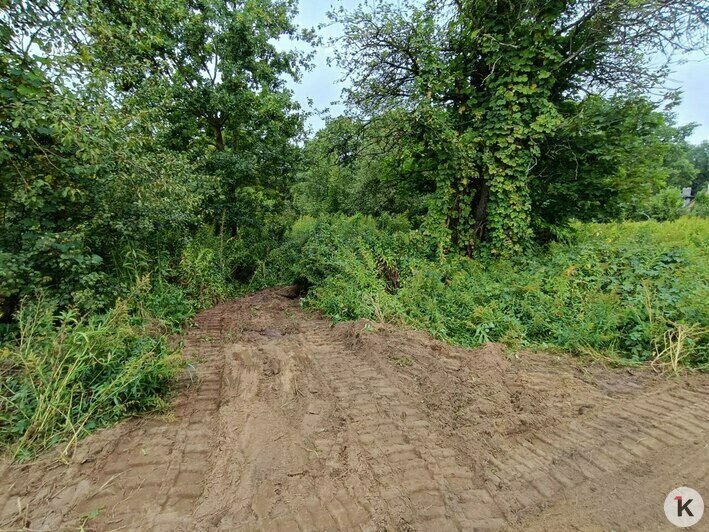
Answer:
[0,47,205,319]
[292,114,434,219]
[689,141,709,195]
[0,0,314,319]
[0,2,203,319]
[332,0,708,256]
[80,0,311,234]
[646,188,684,221]
[531,96,696,235]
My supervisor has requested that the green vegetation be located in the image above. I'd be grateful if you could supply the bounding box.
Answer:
[689,142,709,195]
[0,0,304,458]
[331,0,703,256]
[1,295,181,461]
[1,0,708,458]
[263,216,708,368]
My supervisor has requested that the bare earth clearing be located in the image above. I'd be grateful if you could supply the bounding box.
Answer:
[1,288,707,531]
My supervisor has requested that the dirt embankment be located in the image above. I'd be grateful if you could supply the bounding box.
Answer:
[1,288,707,531]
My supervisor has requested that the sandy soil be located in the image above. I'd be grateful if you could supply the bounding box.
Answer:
[1,287,707,531]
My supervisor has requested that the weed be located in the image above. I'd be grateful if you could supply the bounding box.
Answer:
[651,323,709,374]
[0,296,182,461]
[265,215,709,369]
[395,356,414,368]
[79,508,101,531]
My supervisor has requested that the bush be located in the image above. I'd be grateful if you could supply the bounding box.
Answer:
[0,297,182,461]
[0,84,207,321]
[0,222,264,461]
[265,216,709,368]
[690,191,709,218]
[646,188,684,221]
[137,277,199,333]
[178,229,236,308]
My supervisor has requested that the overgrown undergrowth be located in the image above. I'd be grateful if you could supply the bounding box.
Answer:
[261,216,709,369]
[0,252,206,461]
[0,227,259,461]
[0,297,182,461]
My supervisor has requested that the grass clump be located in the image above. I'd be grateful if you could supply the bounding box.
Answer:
[264,215,709,369]
[0,297,182,461]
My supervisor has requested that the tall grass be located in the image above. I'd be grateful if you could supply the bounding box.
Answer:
[0,297,181,461]
[0,225,264,461]
[264,215,709,370]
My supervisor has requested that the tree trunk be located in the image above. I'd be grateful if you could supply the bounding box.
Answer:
[472,179,490,243]
[447,177,490,257]
[214,124,225,151]
[483,155,533,257]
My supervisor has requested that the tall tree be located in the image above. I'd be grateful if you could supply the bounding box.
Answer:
[29,0,313,233]
[0,3,206,318]
[532,96,696,235]
[333,0,708,255]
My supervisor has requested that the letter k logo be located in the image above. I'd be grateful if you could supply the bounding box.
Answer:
[665,488,703,527]
[675,496,694,517]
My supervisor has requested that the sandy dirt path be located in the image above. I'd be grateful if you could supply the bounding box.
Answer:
[1,287,707,531]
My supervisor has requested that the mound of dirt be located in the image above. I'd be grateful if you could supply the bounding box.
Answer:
[1,288,707,531]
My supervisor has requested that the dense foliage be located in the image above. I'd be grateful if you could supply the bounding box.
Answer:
[1,0,308,320]
[0,0,308,458]
[689,142,709,194]
[0,295,181,461]
[332,0,707,256]
[294,99,699,239]
[263,216,709,368]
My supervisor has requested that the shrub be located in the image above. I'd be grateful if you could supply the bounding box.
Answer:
[139,278,199,333]
[647,188,684,221]
[0,297,182,461]
[178,228,236,308]
[690,191,709,218]
[0,84,207,321]
[265,216,709,369]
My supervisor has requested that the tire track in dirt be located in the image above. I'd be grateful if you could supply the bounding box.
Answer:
[488,387,709,524]
[80,307,226,530]
[304,325,507,531]
[0,306,227,531]
[188,318,379,531]
[296,324,709,530]
[1,288,707,531]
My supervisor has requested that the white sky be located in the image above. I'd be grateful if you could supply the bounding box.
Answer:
[284,1,709,143]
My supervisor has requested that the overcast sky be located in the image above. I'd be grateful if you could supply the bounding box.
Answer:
[283,1,709,144]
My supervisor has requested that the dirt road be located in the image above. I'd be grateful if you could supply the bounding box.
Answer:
[1,288,707,531]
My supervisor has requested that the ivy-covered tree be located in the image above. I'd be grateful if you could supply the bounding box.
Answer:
[333,0,708,256]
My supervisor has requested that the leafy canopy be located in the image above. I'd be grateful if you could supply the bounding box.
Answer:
[331,0,708,256]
